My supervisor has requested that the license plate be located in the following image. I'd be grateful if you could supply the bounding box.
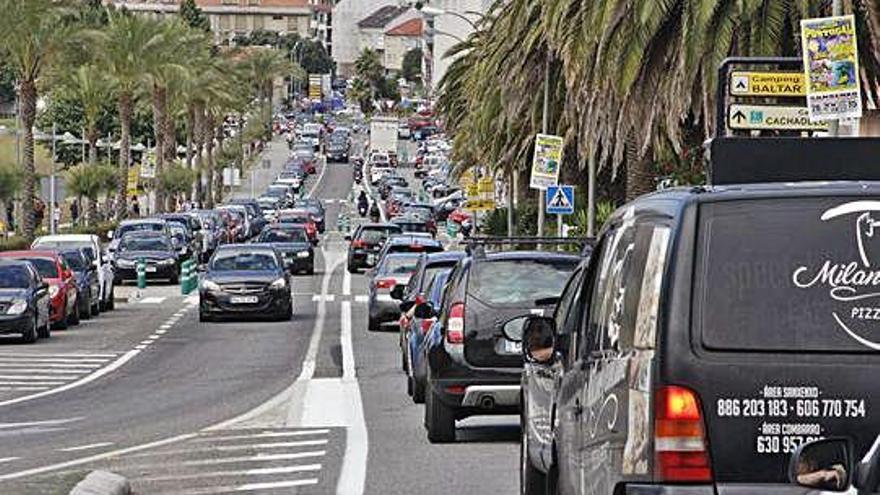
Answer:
[145,266,157,273]
[230,296,258,304]
[367,254,377,265]
[503,340,522,355]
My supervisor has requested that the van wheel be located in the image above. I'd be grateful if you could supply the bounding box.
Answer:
[347,262,358,274]
[70,302,81,326]
[368,317,379,332]
[425,387,455,443]
[56,307,69,330]
[521,418,548,495]
[80,295,92,320]
[91,299,101,316]
[22,316,37,344]
[412,375,426,404]
[38,316,51,339]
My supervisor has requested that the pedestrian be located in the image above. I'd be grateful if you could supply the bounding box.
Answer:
[70,199,80,226]
[131,195,141,217]
[52,202,61,228]
[33,198,45,230]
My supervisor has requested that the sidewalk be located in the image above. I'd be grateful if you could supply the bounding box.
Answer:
[231,137,289,200]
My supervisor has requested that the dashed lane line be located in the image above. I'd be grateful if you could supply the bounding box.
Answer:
[190,429,330,443]
[57,442,115,453]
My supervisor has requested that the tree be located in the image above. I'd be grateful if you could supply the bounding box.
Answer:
[158,163,196,204]
[179,0,210,32]
[237,47,298,139]
[59,65,112,168]
[0,0,74,239]
[66,163,115,226]
[90,11,165,219]
[402,48,423,83]
[299,40,335,75]
[0,162,22,225]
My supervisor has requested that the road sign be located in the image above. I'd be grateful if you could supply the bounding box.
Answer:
[127,166,139,195]
[730,71,806,96]
[464,199,495,211]
[801,15,862,121]
[546,185,574,215]
[728,104,828,131]
[478,177,494,194]
[466,183,478,197]
[530,134,563,190]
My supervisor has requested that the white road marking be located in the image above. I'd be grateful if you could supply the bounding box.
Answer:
[193,429,330,442]
[139,297,166,304]
[141,439,329,456]
[0,362,101,369]
[134,345,148,350]
[306,154,328,199]
[159,324,172,330]
[0,417,83,430]
[298,252,345,381]
[0,375,86,380]
[138,464,322,482]
[0,357,109,364]
[139,339,155,345]
[354,295,368,303]
[236,479,319,490]
[0,387,48,391]
[156,329,167,334]
[0,381,67,386]
[335,300,368,495]
[0,457,20,464]
[343,268,351,296]
[341,302,355,381]
[58,442,114,452]
[311,294,335,302]
[134,451,327,469]
[0,353,116,359]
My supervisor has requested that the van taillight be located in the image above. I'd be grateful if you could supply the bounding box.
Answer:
[654,385,712,483]
[447,302,465,344]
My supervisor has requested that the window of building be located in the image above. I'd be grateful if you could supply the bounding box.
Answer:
[218,15,231,30]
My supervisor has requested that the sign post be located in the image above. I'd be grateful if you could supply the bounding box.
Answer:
[728,105,828,131]
[546,185,575,238]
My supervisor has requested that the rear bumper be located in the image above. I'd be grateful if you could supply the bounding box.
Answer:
[626,484,812,495]
[115,265,177,281]
[369,296,400,323]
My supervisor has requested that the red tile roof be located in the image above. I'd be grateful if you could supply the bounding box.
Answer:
[386,18,423,37]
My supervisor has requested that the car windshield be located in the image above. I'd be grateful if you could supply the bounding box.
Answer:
[61,253,87,271]
[358,227,401,243]
[0,265,31,288]
[259,229,308,243]
[211,252,278,271]
[469,259,578,306]
[119,223,163,236]
[120,237,170,252]
[380,255,420,275]
[396,222,428,233]
[17,257,59,278]
[279,215,309,224]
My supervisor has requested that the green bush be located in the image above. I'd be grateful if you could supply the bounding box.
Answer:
[60,220,119,242]
[0,236,32,251]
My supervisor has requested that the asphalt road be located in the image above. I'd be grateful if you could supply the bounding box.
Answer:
[0,135,519,495]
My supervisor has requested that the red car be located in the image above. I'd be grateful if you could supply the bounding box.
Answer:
[448,208,472,225]
[0,251,78,329]
[276,211,318,244]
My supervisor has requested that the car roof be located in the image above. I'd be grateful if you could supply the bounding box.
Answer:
[0,258,34,267]
[426,251,466,264]
[476,250,583,262]
[120,218,164,225]
[120,230,167,238]
[0,250,59,259]
[387,235,442,246]
[216,244,275,253]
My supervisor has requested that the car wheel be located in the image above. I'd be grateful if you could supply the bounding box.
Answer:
[91,298,101,316]
[407,376,414,396]
[56,305,69,330]
[307,265,315,276]
[170,272,180,285]
[70,301,81,326]
[280,302,293,321]
[521,411,548,495]
[368,317,379,332]
[22,316,37,344]
[425,386,456,443]
[38,315,51,339]
[412,374,426,404]
[199,311,212,323]
[347,263,358,274]
[80,297,92,320]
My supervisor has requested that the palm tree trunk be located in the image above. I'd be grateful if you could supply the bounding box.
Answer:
[152,84,166,213]
[212,124,225,207]
[162,106,176,165]
[87,195,97,227]
[117,92,133,220]
[19,79,37,239]
[625,139,654,200]
[185,105,195,170]
[193,104,204,203]
[87,132,98,167]
[203,113,215,208]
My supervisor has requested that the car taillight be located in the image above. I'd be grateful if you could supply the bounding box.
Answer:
[409,245,424,250]
[375,278,396,289]
[654,385,712,482]
[420,317,434,335]
[447,302,465,344]
[352,239,366,248]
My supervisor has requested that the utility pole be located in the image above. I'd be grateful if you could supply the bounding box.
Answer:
[49,123,56,235]
[828,0,842,137]
[538,56,549,238]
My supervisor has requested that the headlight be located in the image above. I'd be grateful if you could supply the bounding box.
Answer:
[7,299,27,315]
[49,285,60,298]
[159,258,175,265]
[270,277,287,289]
[296,251,310,258]
[201,280,221,292]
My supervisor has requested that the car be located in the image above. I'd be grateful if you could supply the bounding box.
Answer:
[216,205,251,241]
[327,139,350,163]
[192,210,225,257]
[0,250,79,330]
[295,199,326,233]
[418,247,580,443]
[375,235,444,265]
[227,199,267,237]
[107,219,170,259]
[112,232,180,284]
[398,123,412,139]
[518,255,591,493]
[391,215,434,238]
[31,234,115,312]
[367,252,422,331]
[346,223,404,273]
[0,260,51,343]
[380,176,408,200]
[276,209,319,244]
[58,248,101,321]
[255,226,314,275]
[199,245,292,322]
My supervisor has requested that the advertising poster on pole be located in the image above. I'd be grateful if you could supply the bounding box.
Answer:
[530,134,563,190]
[800,15,862,122]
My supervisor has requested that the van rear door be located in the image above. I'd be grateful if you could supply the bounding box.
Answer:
[682,197,880,482]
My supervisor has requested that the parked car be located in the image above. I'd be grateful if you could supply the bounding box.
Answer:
[0,260,51,343]
[0,250,79,330]
[367,252,422,331]
[418,249,580,442]
[199,245,292,322]
[255,226,314,275]
[107,218,170,259]
[58,248,101,321]
[112,232,180,284]
[346,223,403,273]
[31,234,115,312]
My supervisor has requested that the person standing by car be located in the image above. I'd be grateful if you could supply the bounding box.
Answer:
[70,199,79,226]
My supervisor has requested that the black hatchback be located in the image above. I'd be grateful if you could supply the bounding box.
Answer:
[419,249,580,443]
[199,245,292,322]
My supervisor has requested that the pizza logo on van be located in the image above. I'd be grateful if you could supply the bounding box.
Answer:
[792,201,880,350]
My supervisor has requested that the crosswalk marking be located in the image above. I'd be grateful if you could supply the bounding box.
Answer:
[139,297,167,304]
[355,295,369,303]
[138,464,322,482]
[58,442,114,452]
[0,417,83,430]
[0,353,118,399]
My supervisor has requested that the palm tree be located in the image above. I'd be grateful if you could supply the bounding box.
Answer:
[0,0,73,239]
[58,64,112,168]
[238,48,297,140]
[90,11,166,219]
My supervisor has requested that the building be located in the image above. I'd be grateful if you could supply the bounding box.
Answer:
[421,0,491,91]
[105,0,333,48]
[383,18,423,72]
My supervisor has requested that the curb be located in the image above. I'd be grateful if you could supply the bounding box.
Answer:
[69,470,130,495]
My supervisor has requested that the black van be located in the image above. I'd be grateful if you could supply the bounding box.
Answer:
[512,151,880,493]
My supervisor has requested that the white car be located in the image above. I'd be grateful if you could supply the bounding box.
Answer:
[31,234,115,312]
[370,166,392,185]
[398,125,411,139]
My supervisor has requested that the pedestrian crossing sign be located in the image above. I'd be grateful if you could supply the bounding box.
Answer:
[546,185,574,215]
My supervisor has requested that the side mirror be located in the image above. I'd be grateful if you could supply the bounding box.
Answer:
[413,302,435,319]
[789,438,853,492]
[390,284,405,301]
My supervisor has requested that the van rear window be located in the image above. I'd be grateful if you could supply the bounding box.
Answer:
[697,198,880,353]
[469,258,577,306]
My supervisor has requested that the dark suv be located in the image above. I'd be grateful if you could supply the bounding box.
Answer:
[418,248,580,443]
[346,223,402,273]
[514,142,880,494]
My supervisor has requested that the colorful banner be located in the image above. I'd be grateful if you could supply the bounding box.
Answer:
[530,134,563,190]
[800,15,862,122]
